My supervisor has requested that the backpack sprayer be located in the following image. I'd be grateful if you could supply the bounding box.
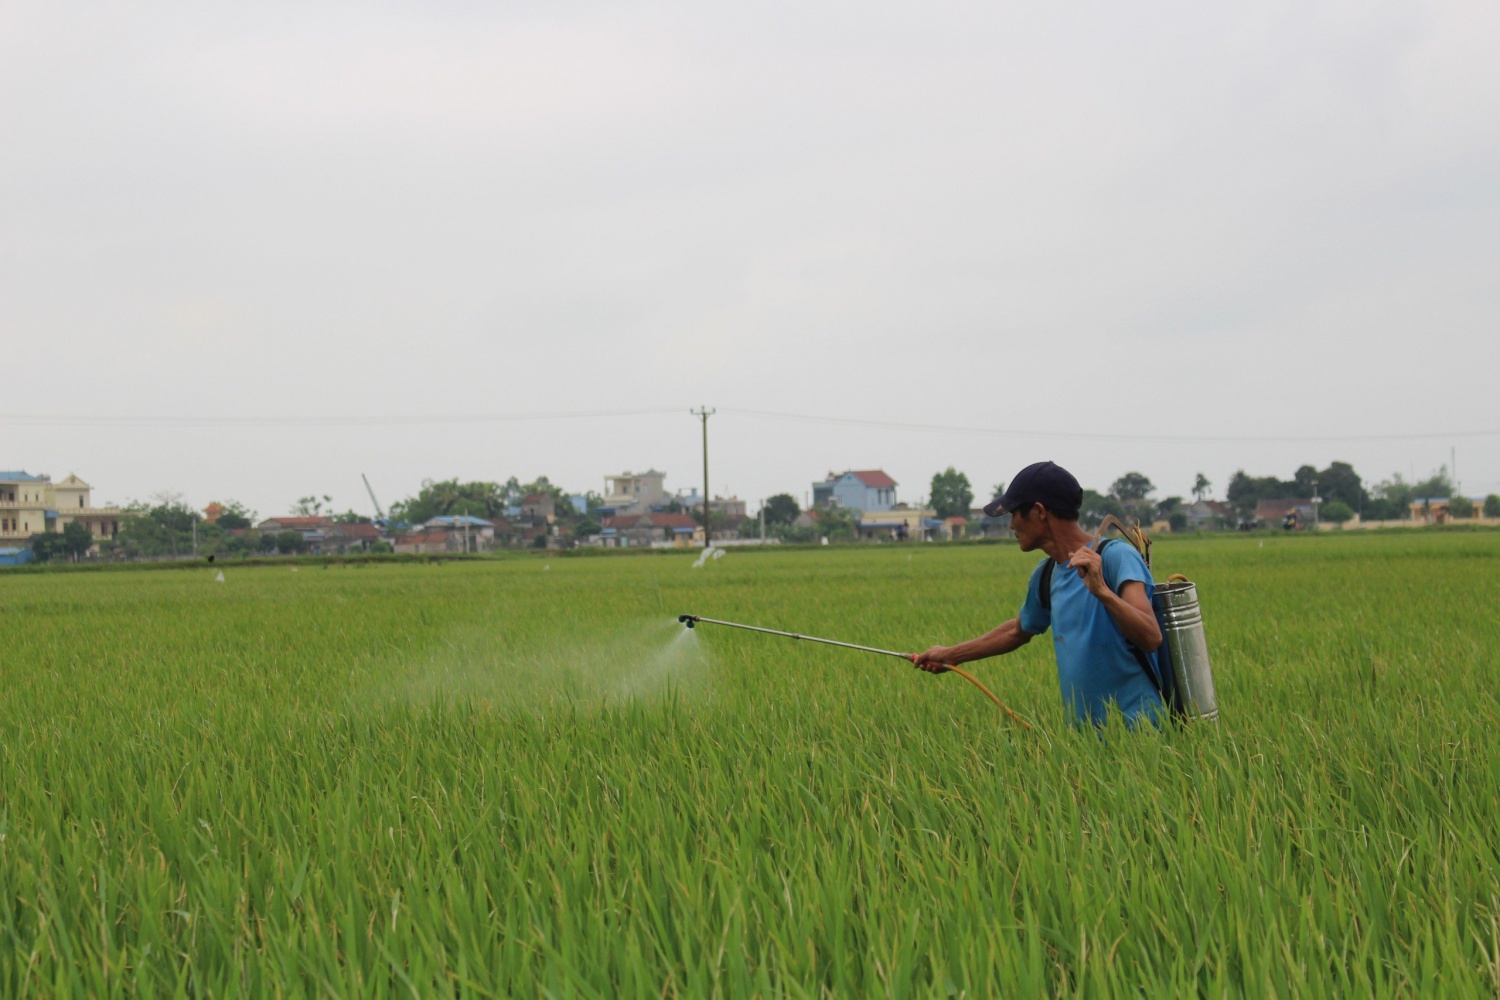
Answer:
[676,614,1033,729]
[1090,516,1219,722]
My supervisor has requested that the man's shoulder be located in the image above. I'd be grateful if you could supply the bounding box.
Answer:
[1100,538,1151,580]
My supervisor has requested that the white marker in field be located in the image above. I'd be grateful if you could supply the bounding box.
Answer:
[215,570,225,583]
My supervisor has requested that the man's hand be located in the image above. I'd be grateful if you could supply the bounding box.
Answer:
[1068,544,1110,598]
[910,647,952,674]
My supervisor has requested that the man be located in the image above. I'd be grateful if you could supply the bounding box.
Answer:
[912,461,1165,728]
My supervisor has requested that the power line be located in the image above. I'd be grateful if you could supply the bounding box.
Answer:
[2,406,1496,444]
[0,408,683,428]
[719,408,1500,445]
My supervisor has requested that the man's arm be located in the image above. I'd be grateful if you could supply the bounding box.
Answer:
[911,618,1034,674]
[1067,547,1162,652]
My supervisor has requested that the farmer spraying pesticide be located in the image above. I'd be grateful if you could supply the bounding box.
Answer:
[913,461,1169,729]
[680,460,1215,727]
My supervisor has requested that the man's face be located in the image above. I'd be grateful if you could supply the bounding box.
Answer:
[1010,504,1043,551]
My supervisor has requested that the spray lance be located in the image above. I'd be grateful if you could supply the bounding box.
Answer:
[677,615,1032,729]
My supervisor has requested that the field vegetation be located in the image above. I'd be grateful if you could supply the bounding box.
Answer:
[2,532,1498,995]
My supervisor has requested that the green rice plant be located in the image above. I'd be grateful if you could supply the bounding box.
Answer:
[0,532,1497,996]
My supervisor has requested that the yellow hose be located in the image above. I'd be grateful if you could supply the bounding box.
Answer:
[942,668,1038,731]
[920,660,1033,730]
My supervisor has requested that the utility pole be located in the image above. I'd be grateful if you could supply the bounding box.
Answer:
[1311,478,1321,529]
[691,406,715,548]
[759,498,766,544]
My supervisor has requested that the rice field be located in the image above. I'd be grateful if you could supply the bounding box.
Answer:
[2,531,1498,996]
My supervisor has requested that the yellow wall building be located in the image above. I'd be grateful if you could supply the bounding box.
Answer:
[0,471,129,548]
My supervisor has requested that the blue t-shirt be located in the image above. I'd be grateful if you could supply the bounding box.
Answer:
[1018,542,1163,728]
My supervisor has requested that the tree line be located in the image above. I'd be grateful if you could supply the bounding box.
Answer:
[32,458,1497,563]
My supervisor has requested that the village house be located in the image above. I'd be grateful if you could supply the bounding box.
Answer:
[253,516,385,554]
[1254,498,1316,529]
[421,515,494,552]
[791,509,823,532]
[520,493,557,523]
[967,507,1013,539]
[602,470,669,515]
[324,521,382,553]
[1184,500,1234,531]
[0,471,130,552]
[256,516,332,552]
[393,531,456,555]
[673,490,748,519]
[1409,498,1482,524]
[596,512,704,548]
[812,470,897,512]
[854,504,939,541]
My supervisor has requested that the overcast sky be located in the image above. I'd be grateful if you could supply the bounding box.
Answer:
[3,1,1497,517]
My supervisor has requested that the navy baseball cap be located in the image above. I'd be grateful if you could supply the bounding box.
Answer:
[983,461,1083,518]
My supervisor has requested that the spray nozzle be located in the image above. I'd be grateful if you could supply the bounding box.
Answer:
[678,614,697,629]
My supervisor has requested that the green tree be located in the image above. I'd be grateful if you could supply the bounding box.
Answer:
[113,499,200,558]
[1109,472,1155,521]
[390,479,509,524]
[31,530,74,563]
[1446,496,1471,519]
[208,527,255,558]
[275,531,306,555]
[215,501,256,531]
[762,494,800,526]
[1192,473,1211,502]
[292,495,332,517]
[819,506,859,542]
[1226,470,1291,517]
[1320,500,1355,524]
[1313,462,1366,509]
[928,468,974,519]
[1410,467,1455,502]
[1485,495,1500,518]
[1366,474,1412,520]
[1080,490,1126,530]
[1367,468,1452,520]
[329,510,371,524]
[1155,496,1183,520]
[1110,472,1154,502]
[61,521,94,559]
[1168,511,1189,533]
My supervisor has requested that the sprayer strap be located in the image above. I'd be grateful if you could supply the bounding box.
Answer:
[1039,539,1112,613]
[1038,540,1166,699]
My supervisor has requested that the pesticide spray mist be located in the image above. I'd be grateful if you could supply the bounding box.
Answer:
[377,616,713,713]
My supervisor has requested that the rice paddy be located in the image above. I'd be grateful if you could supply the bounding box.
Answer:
[2,531,1498,996]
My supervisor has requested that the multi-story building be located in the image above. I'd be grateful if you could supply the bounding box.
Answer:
[672,489,747,518]
[812,470,898,512]
[0,471,129,549]
[602,470,668,514]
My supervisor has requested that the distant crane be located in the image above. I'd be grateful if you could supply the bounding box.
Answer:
[361,473,387,525]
